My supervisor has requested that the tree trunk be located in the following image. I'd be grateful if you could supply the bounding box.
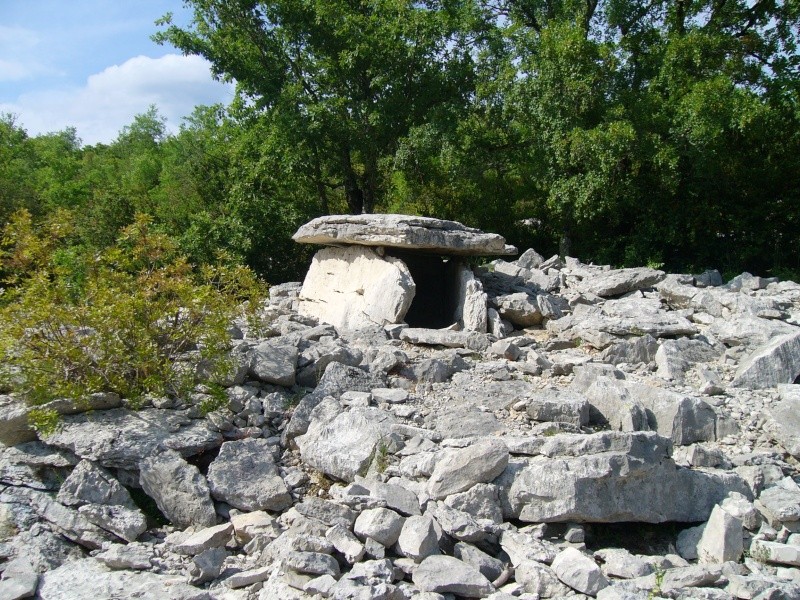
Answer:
[340,147,364,214]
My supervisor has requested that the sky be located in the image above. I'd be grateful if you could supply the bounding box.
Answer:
[0,0,235,145]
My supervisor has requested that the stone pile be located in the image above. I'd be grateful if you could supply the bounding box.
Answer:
[0,215,799,599]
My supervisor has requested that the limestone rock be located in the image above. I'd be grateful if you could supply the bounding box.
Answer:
[696,505,743,564]
[43,408,222,470]
[396,515,439,562]
[400,328,489,351]
[138,449,216,529]
[457,267,488,333]
[413,555,495,597]
[283,362,385,447]
[579,267,665,298]
[325,524,365,564]
[293,214,515,256]
[298,245,416,331]
[526,389,590,427]
[37,558,212,600]
[551,547,609,596]
[453,542,505,582]
[95,544,153,570]
[594,548,653,579]
[248,340,298,386]
[354,508,405,547]
[750,540,800,566]
[77,504,147,543]
[206,438,292,511]
[733,330,800,389]
[428,438,509,499]
[768,384,800,457]
[296,407,396,482]
[655,338,722,383]
[56,460,135,509]
[498,432,749,523]
[515,559,572,597]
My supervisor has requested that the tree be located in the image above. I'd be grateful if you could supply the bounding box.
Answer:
[154,0,481,214]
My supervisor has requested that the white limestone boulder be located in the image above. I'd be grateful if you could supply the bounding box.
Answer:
[298,245,416,331]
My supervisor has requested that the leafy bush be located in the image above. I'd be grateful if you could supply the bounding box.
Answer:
[0,210,266,407]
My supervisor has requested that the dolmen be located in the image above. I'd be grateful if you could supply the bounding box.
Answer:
[292,214,516,333]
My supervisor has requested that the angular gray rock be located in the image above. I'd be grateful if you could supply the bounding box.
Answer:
[293,214,516,256]
[138,449,216,529]
[515,559,572,597]
[582,376,650,433]
[172,523,233,557]
[655,338,722,382]
[769,384,800,457]
[453,542,505,581]
[354,507,405,547]
[696,505,743,564]
[325,524,365,564]
[56,460,135,509]
[248,339,298,386]
[413,555,495,597]
[551,547,609,596]
[43,408,222,470]
[547,298,698,349]
[579,267,665,298]
[399,328,489,351]
[78,504,147,543]
[296,406,396,482]
[396,515,439,562]
[283,362,385,447]
[37,558,211,600]
[593,548,653,579]
[354,476,422,516]
[526,389,590,427]
[584,378,716,445]
[206,438,292,511]
[497,432,749,523]
[733,330,800,389]
[283,551,340,577]
[428,438,509,499]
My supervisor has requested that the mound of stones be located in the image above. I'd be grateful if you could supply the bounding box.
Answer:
[1,215,800,599]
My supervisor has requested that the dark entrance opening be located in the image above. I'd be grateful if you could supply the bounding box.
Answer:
[387,250,462,329]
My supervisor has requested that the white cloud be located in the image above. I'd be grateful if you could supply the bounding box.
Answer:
[0,54,234,145]
[0,25,50,81]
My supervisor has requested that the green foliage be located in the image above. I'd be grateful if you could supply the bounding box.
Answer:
[197,382,231,415]
[0,210,267,407]
[27,407,60,437]
[155,0,480,215]
[2,0,800,284]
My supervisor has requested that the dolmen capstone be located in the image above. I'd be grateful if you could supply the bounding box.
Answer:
[292,214,517,332]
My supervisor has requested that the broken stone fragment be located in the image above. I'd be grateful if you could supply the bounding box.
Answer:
[395,515,440,562]
[295,407,397,482]
[427,438,509,500]
[551,547,609,596]
[353,507,405,547]
[138,449,216,529]
[413,555,495,597]
[696,505,743,564]
[206,438,292,512]
[733,330,800,389]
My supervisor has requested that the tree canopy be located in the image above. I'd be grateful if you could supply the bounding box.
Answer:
[0,0,798,282]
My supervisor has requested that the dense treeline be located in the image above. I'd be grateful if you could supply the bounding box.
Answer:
[3,0,800,283]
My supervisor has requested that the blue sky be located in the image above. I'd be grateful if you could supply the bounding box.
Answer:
[0,1,234,145]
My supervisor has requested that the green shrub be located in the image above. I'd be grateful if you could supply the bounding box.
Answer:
[0,210,267,408]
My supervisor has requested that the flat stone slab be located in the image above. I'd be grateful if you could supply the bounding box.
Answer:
[293,214,516,256]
